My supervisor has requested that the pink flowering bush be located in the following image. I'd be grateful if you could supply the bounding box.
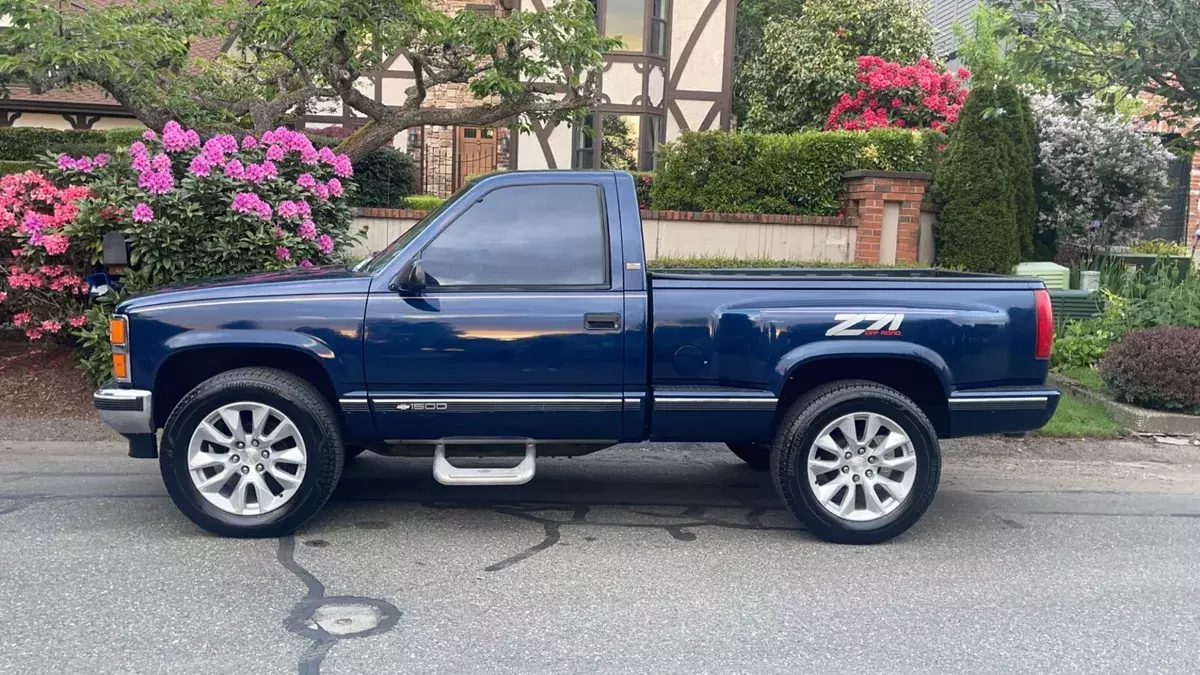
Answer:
[825,57,970,132]
[54,122,360,293]
[0,171,91,342]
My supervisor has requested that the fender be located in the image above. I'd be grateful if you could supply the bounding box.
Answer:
[771,340,953,396]
[152,328,342,388]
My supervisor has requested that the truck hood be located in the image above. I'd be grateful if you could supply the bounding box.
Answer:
[115,266,373,313]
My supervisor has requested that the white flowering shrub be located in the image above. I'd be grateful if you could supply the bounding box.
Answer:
[1032,97,1176,246]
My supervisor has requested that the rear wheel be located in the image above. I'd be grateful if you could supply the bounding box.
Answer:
[725,442,770,470]
[159,367,344,537]
[771,380,941,544]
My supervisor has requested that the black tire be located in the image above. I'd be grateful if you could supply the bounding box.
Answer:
[770,380,941,545]
[159,367,344,538]
[726,442,770,470]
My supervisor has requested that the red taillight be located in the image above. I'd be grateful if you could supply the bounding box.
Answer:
[1034,288,1054,359]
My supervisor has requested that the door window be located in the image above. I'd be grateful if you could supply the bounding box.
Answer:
[419,184,608,288]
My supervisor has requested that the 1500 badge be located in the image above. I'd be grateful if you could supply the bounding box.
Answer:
[826,313,905,337]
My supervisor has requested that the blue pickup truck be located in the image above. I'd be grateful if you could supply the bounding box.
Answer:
[94,170,1059,544]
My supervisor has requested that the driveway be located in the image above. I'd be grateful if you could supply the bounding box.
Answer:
[1,435,1199,675]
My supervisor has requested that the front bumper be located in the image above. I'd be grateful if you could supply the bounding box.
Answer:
[93,380,154,435]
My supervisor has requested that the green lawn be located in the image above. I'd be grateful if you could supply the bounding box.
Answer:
[1035,391,1123,438]
[1057,366,1106,393]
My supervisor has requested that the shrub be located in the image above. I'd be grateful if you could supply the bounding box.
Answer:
[1098,326,1200,412]
[1032,96,1175,247]
[39,123,361,383]
[348,149,415,209]
[0,171,92,342]
[825,57,970,131]
[997,84,1038,261]
[1052,317,1120,370]
[308,130,413,208]
[932,85,1020,273]
[0,128,142,161]
[1131,239,1188,256]
[404,195,445,211]
[630,171,653,210]
[741,0,934,132]
[652,128,942,215]
[0,160,35,177]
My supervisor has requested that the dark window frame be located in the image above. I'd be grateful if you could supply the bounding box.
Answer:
[572,112,600,170]
[640,114,664,170]
[648,0,667,57]
[413,183,612,292]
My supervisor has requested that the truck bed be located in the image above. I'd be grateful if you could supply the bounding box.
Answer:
[649,268,1039,290]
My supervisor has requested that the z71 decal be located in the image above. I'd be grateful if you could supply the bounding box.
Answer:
[826,313,905,337]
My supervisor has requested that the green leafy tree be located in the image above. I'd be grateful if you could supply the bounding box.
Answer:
[951,4,1027,86]
[932,86,1021,273]
[740,0,934,132]
[993,84,1038,260]
[998,0,1200,145]
[0,0,618,160]
[733,0,806,125]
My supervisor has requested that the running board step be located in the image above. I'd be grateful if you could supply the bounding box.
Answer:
[433,442,536,486]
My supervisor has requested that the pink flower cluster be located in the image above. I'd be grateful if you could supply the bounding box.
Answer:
[161,121,201,153]
[56,154,109,173]
[295,173,341,200]
[825,56,970,132]
[130,143,175,194]
[277,200,312,220]
[230,192,274,221]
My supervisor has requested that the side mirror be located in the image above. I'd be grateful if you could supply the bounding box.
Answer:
[394,259,427,292]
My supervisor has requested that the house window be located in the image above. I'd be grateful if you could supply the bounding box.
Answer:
[642,115,664,169]
[649,0,666,56]
[601,114,640,172]
[605,0,644,53]
[572,113,597,169]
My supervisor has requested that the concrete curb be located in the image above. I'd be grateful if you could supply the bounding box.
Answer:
[1048,373,1200,437]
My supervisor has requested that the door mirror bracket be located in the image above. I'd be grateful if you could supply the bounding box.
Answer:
[392,259,427,292]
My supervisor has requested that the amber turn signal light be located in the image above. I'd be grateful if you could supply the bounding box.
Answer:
[109,317,127,345]
[112,353,128,380]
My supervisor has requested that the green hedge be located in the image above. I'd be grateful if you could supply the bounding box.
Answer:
[0,160,35,176]
[651,129,945,216]
[404,195,446,211]
[0,127,143,161]
[348,148,415,209]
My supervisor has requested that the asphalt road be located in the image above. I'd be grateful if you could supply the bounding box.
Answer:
[2,435,1199,675]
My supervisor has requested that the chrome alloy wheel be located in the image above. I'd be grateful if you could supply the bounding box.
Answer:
[806,412,917,522]
[186,402,308,516]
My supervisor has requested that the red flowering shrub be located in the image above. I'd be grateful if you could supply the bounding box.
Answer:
[0,171,91,341]
[825,56,970,132]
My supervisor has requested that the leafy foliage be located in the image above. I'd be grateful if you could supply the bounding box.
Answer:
[733,0,807,125]
[825,56,970,131]
[0,172,93,343]
[652,129,943,216]
[1099,327,1200,412]
[0,128,144,162]
[0,0,617,159]
[341,149,414,209]
[740,0,934,133]
[931,86,1020,273]
[999,0,1200,146]
[994,84,1038,260]
[0,161,34,177]
[1130,239,1189,256]
[629,171,653,211]
[1052,314,1121,371]
[1032,96,1175,247]
[404,195,445,211]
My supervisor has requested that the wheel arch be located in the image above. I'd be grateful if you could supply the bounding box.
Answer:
[773,345,951,436]
[152,342,340,428]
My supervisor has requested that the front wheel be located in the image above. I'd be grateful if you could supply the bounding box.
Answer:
[771,380,941,544]
[159,367,344,537]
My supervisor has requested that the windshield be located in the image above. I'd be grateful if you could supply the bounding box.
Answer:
[355,186,470,274]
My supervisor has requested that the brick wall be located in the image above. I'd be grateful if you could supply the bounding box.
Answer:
[840,171,931,264]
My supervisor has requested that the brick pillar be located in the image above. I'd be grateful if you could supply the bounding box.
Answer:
[841,170,932,264]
